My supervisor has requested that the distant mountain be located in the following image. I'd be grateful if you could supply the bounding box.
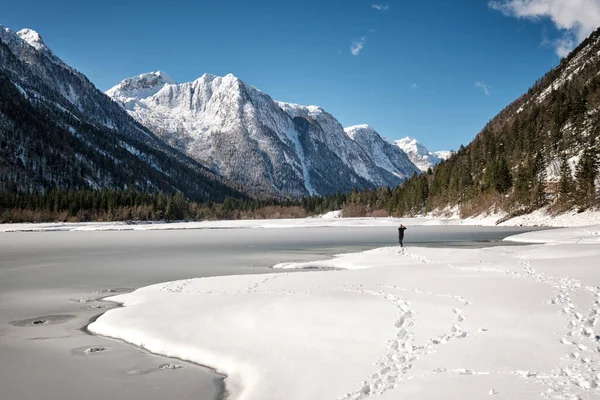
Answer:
[433,150,453,161]
[344,125,420,178]
[393,137,451,172]
[107,72,415,196]
[0,25,242,201]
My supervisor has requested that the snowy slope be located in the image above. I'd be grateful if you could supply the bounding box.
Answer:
[90,225,600,400]
[344,125,420,179]
[107,72,407,196]
[394,136,450,172]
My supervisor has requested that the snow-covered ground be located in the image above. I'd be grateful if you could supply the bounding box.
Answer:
[90,226,600,400]
[0,217,412,232]
[2,208,600,232]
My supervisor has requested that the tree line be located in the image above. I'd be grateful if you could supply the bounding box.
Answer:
[0,188,350,223]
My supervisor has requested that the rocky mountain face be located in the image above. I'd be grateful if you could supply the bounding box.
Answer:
[0,26,242,201]
[107,72,419,196]
[393,137,451,172]
[344,125,420,178]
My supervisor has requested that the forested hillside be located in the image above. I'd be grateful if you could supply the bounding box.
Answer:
[0,26,244,203]
[343,27,600,218]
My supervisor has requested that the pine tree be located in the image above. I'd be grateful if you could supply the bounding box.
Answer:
[575,144,599,208]
[558,152,573,207]
[493,157,513,194]
[164,197,174,221]
[532,151,546,207]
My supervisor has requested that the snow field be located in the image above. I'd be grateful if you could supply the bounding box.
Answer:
[89,226,600,399]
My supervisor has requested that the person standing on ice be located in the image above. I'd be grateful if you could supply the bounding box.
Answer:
[398,224,407,247]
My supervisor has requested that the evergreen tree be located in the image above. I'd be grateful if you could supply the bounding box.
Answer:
[558,152,574,207]
[493,157,513,194]
[532,151,547,207]
[575,144,599,208]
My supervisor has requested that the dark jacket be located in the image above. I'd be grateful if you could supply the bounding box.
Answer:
[398,226,406,239]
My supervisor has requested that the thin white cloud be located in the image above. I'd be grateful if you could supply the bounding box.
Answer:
[475,81,491,95]
[411,83,418,89]
[372,3,390,11]
[489,0,600,57]
[351,37,367,56]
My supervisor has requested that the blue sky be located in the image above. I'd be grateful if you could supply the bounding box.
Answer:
[3,0,599,151]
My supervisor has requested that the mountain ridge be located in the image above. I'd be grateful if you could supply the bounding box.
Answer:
[107,71,421,196]
[0,25,245,201]
[344,125,420,179]
[392,136,451,172]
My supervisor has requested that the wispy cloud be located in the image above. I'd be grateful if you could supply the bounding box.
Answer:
[351,37,367,56]
[411,83,418,89]
[489,0,600,57]
[475,81,491,95]
[372,3,390,11]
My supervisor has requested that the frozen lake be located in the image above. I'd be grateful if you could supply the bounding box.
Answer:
[0,225,539,400]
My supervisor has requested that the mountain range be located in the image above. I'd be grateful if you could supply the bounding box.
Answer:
[0,23,449,200]
[106,71,447,196]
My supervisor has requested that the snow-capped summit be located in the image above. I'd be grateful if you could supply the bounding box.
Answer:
[433,150,453,161]
[107,71,413,196]
[393,136,449,172]
[344,125,419,179]
[16,28,47,51]
[344,124,371,140]
[106,71,177,109]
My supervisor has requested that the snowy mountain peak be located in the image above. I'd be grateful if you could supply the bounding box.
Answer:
[0,25,32,55]
[394,136,449,172]
[433,150,453,161]
[344,125,420,179]
[17,28,47,51]
[106,71,177,109]
[1,24,74,79]
[396,136,430,156]
[191,73,254,97]
[344,124,375,140]
[276,102,326,119]
[196,72,243,84]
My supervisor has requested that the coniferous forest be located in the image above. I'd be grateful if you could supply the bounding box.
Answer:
[0,189,350,223]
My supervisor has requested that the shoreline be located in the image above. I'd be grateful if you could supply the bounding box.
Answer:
[82,294,231,400]
[2,207,600,233]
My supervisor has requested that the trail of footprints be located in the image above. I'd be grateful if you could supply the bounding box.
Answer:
[545,283,600,398]
[512,251,600,399]
[160,275,280,296]
[339,285,470,400]
[392,248,600,399]
[339,290,415,400]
